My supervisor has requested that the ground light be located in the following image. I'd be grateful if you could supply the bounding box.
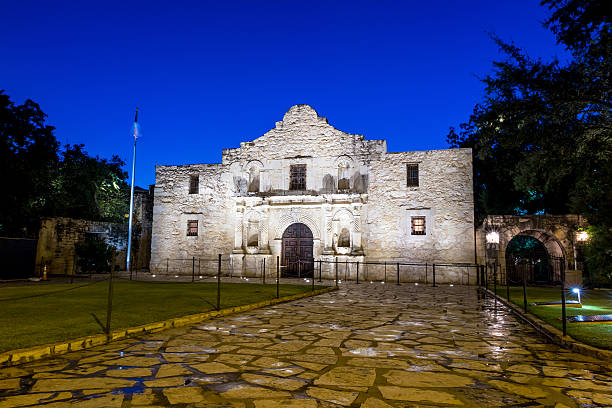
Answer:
[572,287,581,304]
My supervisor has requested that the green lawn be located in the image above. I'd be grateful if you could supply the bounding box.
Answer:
[0,281,325,353]
[488,284,612,350]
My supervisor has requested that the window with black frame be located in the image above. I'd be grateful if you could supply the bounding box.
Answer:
[411,216,426,235]
[290,164,306,190]
[406,163,419,187]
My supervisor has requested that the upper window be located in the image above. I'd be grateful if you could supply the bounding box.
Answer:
[189,175,199,194]
[407,163,419,187]
[187,220,198,236]
[411,216,426,235]
[290,164,306,190]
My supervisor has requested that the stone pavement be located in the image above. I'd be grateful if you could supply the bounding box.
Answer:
[1,284,611,407]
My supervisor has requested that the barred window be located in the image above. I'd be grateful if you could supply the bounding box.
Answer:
[187,220,198,236]
[407,163,419,187]
[411,216,426,235]
[189,175,199,194]
[290,164,306,190]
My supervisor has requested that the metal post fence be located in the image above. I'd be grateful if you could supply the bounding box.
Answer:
[356,261,359,284]
[425,263,428,284]
[335,257,338,287]
[396,262,400,285]
[345,260,348,281]
[505,264,510,301]
[493,263,497,297]
[276,256,280,299]
[318,260,322,283]
[432,263,436,287]
[216,254,221,310]
[192,256,195,282]
[561,261,567,336]
[311,265,315,291]
[263,258,266,285]
[105,250,116,336]
[522,268,528,313]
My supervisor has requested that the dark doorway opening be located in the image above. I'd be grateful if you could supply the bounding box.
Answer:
[281,223,313,277]
[506,235,563,284]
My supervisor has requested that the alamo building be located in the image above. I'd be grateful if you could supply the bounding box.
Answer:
[150,105,474,281]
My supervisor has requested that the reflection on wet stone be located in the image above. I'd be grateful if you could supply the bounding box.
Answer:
[1,284,611,406]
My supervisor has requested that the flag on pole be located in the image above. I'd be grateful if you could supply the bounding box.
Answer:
[133,108,141,140]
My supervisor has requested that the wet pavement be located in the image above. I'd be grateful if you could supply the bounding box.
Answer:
[1,284,611,407]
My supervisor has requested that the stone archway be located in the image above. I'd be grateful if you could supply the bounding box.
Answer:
[476,215,587,283]
[505,231,565,284]
[281,223,313,277]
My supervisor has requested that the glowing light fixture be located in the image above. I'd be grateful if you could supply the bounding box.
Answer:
[449,284,454,287]
[486,231,500,244]
[415,282,419,286]
[572,287,581,303]
[576,231,589,242]
[151,274,156,278]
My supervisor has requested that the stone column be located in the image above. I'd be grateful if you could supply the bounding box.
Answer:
[233,206,245,253]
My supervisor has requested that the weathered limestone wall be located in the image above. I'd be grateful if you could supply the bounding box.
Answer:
[366,149,475,264]
[150,164,235,271]
[35,218,128,276]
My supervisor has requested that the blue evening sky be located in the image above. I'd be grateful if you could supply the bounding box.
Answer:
[1,1,567,187]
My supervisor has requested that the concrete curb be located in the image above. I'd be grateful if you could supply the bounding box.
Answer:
[479,287,612,362]
[0,286,337,367]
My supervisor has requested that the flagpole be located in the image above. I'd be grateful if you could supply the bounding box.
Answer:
[127,108,138,280]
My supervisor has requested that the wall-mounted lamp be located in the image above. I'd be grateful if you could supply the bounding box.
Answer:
[575,231,589,242]
[486,231,500,244]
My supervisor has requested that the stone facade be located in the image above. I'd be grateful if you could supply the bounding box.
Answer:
[151,105,474,281]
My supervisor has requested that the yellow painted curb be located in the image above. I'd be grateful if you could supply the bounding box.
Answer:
[0,286,336,367]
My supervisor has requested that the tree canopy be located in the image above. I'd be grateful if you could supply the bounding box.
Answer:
[0,91,130,237]
[448,0,611,284]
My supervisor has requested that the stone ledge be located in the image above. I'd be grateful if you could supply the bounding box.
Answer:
[479,287,612,362]
[0,286,337,367]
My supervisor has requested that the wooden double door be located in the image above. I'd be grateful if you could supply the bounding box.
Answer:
[281,223,314,276]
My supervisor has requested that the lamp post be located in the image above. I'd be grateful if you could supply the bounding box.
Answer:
[486,230,500,290]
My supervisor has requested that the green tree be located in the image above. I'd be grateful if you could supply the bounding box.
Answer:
[0,90,60,236]
[1,91,131,235]
[54,144,130,223]
[448,0,611,284]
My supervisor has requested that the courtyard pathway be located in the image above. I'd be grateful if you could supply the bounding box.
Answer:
[0,284,611,407]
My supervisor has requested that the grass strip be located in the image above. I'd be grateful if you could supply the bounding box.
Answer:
[487,284,612,350]
[0,281,324,352]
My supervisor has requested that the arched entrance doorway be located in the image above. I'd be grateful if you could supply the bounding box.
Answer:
[505,232,565,284]
[281,223,313,277]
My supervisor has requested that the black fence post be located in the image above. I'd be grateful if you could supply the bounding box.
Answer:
[425,262,428,284]
[263,258,266,285]
[311,263,315,291]
[198,258,201,277]
[345,260,348,281]
[276,256,280,299]
[166,258,169,275]
[432,263,436,287]
[493,263,497,296]
[561,262,567,336]
[319,259,322,283]
[506,264,510,301]
[484,264,488,290]
[476,264,480,286]
[216,254,221,310]
[335,257,338,287]
[298,257,301,279]
[192,256,195,282]
[356,261,360,284]
[396,262,400,286]
[105,249,116,337]
[522,268,528,313]
[384,261,387,282]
